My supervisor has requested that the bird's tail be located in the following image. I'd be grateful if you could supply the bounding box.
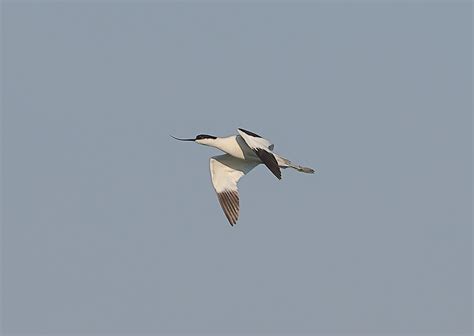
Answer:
[277,156,315,174]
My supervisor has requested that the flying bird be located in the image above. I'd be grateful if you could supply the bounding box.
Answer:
[172,128,315,226]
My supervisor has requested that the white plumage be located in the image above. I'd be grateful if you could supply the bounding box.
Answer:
[172,128,315,226]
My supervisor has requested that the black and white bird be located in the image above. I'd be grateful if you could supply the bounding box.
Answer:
[172,128,315,226]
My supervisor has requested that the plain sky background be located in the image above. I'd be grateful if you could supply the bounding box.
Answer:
[1,1,472,335]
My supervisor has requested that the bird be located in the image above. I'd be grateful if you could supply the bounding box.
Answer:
[171,128,315,226]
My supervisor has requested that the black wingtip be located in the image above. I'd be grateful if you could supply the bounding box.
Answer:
[255,148,282,180]
[217,190,239,226]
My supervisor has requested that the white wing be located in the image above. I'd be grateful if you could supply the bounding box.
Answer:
[237,128,274,150]
[237,128,281,180]
[210,154,258,225]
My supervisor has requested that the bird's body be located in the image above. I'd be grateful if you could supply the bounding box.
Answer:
[172,128,315,225]
[204,135,259,161]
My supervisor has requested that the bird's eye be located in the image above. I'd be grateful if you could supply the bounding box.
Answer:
[196,134,216,140]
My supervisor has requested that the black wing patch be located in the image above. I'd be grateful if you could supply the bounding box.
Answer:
[255,149,281,180]
[217,190,239,226]
[238,128,262,138]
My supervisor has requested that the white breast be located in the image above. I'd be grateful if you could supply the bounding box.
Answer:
[213,136,259,161]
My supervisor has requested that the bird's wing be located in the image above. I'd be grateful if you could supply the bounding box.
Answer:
[237,128,281,180]
[210,154,258,226]
[237,128,274,150]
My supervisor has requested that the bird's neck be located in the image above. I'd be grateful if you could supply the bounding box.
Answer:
[208,136,246,159]
[210,136,236,151]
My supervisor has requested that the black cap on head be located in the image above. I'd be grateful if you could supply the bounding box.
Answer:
[195,134,217,140]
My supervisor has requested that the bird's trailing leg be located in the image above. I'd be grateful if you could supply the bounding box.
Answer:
[276,155,315,174]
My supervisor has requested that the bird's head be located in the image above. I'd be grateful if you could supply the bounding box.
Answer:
[171,134,218,146]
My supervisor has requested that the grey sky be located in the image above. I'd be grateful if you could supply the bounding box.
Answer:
[2,1,472,335]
